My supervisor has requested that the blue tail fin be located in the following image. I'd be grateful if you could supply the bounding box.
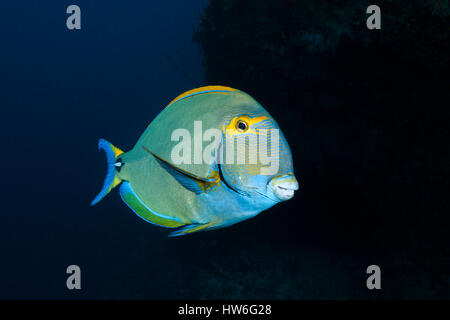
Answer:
[91,139,124,206]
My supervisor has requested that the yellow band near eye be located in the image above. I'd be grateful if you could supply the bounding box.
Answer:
[224,115,269,138]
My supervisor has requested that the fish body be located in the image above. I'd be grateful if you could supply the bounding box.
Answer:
[91,86,298,236]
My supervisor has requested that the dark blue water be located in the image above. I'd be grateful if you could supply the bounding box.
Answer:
[1,0,210,299]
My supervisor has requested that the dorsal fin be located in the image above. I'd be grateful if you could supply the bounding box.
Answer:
[166,86,236,108]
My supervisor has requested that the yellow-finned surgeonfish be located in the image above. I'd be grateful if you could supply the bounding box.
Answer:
[91,86,299,236]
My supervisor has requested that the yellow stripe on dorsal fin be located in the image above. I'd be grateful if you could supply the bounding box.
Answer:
[166,85,237,107]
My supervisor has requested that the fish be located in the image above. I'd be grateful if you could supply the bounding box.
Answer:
[91,86,299,236]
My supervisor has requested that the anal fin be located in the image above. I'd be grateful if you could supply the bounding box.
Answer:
[119,182,185,228]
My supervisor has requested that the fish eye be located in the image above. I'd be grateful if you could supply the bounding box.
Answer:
[236,120,248,132]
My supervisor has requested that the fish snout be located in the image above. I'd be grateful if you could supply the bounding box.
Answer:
[269,175,299,201]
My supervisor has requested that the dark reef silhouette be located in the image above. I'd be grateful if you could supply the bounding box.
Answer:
[192,0,450,298]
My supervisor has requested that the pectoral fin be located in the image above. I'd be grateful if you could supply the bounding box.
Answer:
[143,146,219,194]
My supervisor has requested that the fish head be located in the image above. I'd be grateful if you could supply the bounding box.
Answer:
[219,112,299,204]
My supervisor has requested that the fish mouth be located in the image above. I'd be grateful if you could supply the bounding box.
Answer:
[269,174,299,201]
